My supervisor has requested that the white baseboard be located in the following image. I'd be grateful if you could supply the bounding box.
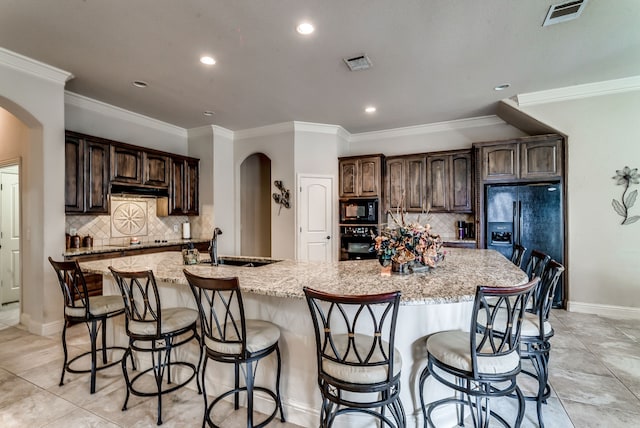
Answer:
[22,313,64,336]
[567,301,640,320]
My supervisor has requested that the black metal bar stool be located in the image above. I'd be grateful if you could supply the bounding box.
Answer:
[49,257,127,394]
[303,287,405,428]
[419,278,538,427]
[519,260,565,427]
[109,267,201,425]
[510,244,526,268]
[184,269,285,428]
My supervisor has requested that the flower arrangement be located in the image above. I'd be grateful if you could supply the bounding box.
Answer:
[374,210,444,273]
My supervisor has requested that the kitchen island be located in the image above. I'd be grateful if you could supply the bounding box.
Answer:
[80,249,527,428]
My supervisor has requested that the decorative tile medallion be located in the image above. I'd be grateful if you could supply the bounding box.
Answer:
[111,198,148,237]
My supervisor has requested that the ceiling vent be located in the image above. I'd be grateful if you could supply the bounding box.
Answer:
[344,54,372,71]
[543,0,588,26]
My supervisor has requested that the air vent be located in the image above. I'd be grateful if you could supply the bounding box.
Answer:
[543,0,588,26]
[343,54,372,71]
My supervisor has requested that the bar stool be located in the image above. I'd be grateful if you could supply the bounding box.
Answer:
[524,249,550,280]
[303,287,405,428]
[519,260,565,428]
[109,267,201,426]
[183,270,285,428]
[49,257,127,394]
[510,244,526,268]
[419,278,538,427]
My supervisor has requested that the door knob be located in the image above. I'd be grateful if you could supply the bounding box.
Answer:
[326,236,331,240]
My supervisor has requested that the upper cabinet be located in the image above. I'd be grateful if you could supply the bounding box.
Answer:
[65,132,109,214]
[339,155,383,198]
[65,131,199,215]
[477,134,563,182]
[426,150,473,213]
[169,157,199,215]
[384,155,427,213]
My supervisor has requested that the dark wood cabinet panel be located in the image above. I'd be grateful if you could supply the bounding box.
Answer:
[338,155,382,198]
[84,140,110,213]
[427,155,448,212]
[64,136,84,213]
[481,144,518,181]
[450,151,473,212]
[169,158,199,215]
[65,132,109,214]
[427,150,472,213]
[143,152,170,187]
[384,155,426,213]
[110,145,142,184]
[339,159,358,197]
[521,139,562,179]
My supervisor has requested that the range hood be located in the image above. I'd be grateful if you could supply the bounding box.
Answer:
[110,183,169,198]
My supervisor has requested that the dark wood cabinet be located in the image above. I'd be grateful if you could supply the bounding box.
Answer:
[110,145,142,184]
[338,155,383,198]
[384,155,427,213]
[169,157,199,215]
[65,132,109,214]
[84,140,110,213]
[427,150,473,213]
[143,152,170,187]
[478,135,563,182]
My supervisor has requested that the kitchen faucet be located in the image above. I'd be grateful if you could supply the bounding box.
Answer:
[209,227,223,265]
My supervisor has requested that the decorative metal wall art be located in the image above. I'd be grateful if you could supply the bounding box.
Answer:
[272,180,291,215]
[612,166,639,225]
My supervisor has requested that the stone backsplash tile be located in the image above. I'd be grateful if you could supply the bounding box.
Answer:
[384,212,473,240]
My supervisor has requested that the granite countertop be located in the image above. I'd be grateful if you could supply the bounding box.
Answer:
[79,248,528,305]
[63,238,210,258]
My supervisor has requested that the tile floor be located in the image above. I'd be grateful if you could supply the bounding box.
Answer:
[0,303,639,427]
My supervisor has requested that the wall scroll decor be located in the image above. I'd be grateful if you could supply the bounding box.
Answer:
[272,180,291,215]
[612,166,639,225]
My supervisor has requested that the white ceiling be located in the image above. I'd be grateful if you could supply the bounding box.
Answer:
[1,0,639,133]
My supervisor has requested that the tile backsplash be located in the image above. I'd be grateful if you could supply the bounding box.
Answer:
[384,212,474,241]
[66,196,193,246]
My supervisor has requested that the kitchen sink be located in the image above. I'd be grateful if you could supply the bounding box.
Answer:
[199,257,280,267]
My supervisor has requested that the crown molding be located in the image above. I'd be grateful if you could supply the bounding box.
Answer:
[293,121,350,140]
[349,115,505,142]
[234,121,295,140]
[212,125,234,140]
[0,47,73,84]
[516,75,640,107]
[65,91,187,138]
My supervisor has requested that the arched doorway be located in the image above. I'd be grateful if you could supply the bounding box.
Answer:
[240,153,271,257]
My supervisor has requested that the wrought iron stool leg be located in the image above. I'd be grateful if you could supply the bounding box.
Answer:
[59,322,69,387]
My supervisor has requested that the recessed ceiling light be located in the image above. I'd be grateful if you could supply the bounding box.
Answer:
[200,56,216,65]
[203,111,215,116]
[494,83,511,91]
[296,22,314,35]
[365,106,377,114]
[132,80,148,88]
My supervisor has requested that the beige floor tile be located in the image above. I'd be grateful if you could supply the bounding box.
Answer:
[562,399,640,427]
[41,407,120,428]
[0,388,79,428]
[549,346,613,377]
[0,368,42,409]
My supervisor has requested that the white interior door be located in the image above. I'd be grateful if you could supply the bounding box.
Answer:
[298,175,333,261]
[0,169,20,304]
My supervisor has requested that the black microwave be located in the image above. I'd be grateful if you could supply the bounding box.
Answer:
[339,199,378,224]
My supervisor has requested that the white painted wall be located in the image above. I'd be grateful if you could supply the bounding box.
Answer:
[65,92,187,154]
[518,90,640,313]
[0,53,70,335]
[234,124,295,259]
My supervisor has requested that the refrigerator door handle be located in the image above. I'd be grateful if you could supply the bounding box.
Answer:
[512,201,518,245]
[518,200,523,245]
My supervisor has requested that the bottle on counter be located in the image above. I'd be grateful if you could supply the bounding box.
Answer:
[82,235,93,247]
[70,234,81,249]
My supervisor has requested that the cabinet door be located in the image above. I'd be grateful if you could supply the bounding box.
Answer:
[170,160,185,214]
[427,155,449,212]
[450,151,472,212]
[143,152,170,187]
[339,159,358,198]
[84,140,110,213]
[405,156,427,212]
[358,156,381,197]
[385,158,405,213]
[521,139,562,179]
[65,135,84,213]
[184,159,199,215]
[482,144,518,181]
[110,145,142,184]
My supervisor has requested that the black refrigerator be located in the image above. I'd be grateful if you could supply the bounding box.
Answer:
[485,182,564,306]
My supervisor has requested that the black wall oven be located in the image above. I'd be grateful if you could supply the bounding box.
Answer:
[339,198,378,224]
[340,225,378,260]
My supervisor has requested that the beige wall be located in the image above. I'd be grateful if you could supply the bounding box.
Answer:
[518,90,640,313]
[0,108,27,160]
